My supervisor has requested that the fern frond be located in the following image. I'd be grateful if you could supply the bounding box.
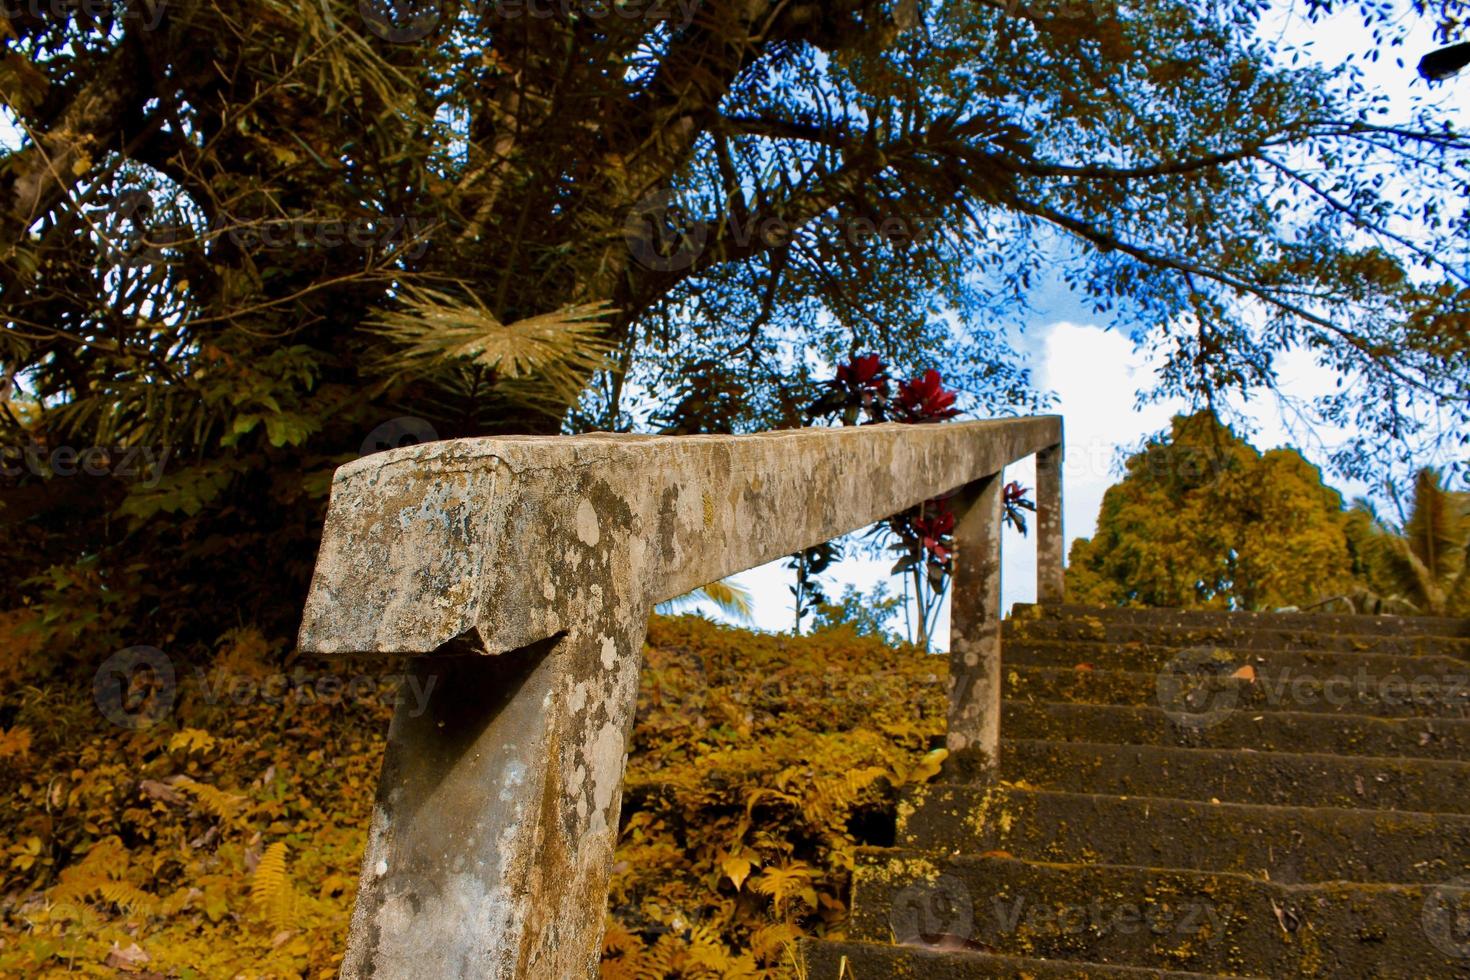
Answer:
[634,934,680,980]
[49,837,158,915]
[251,841,294,929]
[175,777,244,821]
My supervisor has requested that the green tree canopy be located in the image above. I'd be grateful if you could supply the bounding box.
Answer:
[2,0,1467,657]
[1066,411,1362,610]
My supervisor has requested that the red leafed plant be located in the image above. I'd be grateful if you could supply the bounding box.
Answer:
[802,356,968,649]
[894,368,960,424]
[1002,481,1036,536]
[808,353,892,426]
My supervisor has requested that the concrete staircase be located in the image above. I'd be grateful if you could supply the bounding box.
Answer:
[801,603,1470,978]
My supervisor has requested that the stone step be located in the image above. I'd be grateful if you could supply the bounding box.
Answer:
[1002,639,1469,679]
[1004,618,1470,659]
[800,939,1250,978]
[1004,665,1470,718]
[998,739,1470,813]
[848,850,1470,977]
[1003,700,1470,760]
[1012,603,1470,639]
[897,785,1470,885]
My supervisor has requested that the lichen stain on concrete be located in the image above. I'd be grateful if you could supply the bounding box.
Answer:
[588,720,626,834]
[499,760,527,803]
[576,498,601,546]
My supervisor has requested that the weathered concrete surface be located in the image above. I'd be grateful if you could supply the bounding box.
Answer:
[299,418,1061,658]
[947,475,1003,759]
[298,417,1062,979]
[1035,441,1065,604]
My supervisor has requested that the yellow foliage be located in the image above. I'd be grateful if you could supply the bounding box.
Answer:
[167,727,217,755]
[0,725,32,762]
[0,614,942,978]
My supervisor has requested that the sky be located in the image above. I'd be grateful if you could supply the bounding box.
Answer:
[681,4,1467,646]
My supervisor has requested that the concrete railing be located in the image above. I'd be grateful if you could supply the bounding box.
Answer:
[297,416,1064,978]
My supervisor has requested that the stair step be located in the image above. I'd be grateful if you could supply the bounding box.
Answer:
[1003,700,1470,760]
[1002,639,1469,678]
[800,939,1250,978]
[1004,665,1470,718]
[848,850,1470,977]
[998,739,1470,813]
[1005,618,1470,658]
[1013,603,1470,639]
[897,784,1470,884]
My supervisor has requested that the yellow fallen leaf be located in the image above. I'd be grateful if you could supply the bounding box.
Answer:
[906,747,949,785]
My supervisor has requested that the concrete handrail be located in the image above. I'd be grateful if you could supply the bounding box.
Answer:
[298,416,1064,978]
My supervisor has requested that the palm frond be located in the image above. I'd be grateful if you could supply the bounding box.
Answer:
[366,285,618,406]
[1448,537,1470,617]
[1404,468,1467,582]
[656,578,754,622]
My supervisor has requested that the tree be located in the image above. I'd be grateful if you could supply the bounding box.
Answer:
[1066,411,1361,610]
[1346,469,1470,615]
[2,1,1467,660]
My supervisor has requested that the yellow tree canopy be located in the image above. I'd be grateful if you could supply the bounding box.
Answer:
[1067,412,1358,611]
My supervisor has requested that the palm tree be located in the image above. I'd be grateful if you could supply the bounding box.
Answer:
[1348,469,1470,616]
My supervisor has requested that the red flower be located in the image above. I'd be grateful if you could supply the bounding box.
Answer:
[896,369,959,423]
[831,354,889,394]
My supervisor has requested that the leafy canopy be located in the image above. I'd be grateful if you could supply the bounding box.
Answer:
[1,0,1467,655]
[1067,411,1362,610]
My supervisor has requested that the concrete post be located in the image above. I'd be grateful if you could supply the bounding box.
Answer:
[340,619,647,978]
[947,473,1004,763]
[1036,439,1065,604]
